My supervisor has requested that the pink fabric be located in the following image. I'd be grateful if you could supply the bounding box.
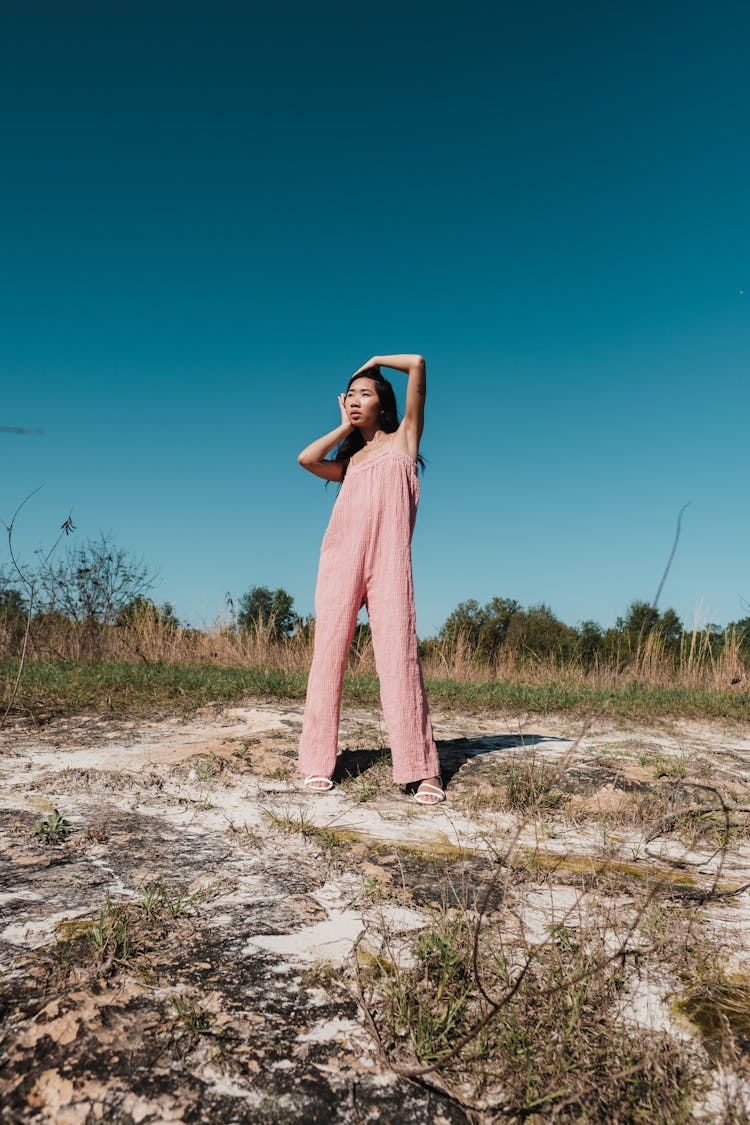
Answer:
[298,450,440,785]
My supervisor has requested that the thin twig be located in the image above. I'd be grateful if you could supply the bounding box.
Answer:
[1,491,74,727]
[653,502,691,608]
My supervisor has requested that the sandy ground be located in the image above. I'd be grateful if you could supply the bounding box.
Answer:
[1,700,749,1121]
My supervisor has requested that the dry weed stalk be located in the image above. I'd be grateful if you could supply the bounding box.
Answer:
[1,490,75,727]
[352,715,749,1119]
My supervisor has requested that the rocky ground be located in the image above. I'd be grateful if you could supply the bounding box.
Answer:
[1,700,749,1122]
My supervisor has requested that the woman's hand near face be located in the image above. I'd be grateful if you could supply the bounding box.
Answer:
[296,397,353,481]
[338,393,353,429]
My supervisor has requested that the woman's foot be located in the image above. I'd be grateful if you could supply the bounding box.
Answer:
[413,776,446,805]
[303,775,334,792]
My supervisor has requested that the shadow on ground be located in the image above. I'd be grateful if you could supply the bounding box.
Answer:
[335,732,567,788]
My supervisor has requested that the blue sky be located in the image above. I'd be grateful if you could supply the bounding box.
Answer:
[1,0,748,636]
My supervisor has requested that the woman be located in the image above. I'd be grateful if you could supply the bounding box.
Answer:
[296,353,444,805]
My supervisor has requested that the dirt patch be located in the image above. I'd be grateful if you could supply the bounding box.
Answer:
[2,703,750,1120]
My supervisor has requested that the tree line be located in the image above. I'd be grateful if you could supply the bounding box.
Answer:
[2,534,749,664]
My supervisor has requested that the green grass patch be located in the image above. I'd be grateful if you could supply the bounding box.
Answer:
[423,676,750,720]
[2,660,749,721]
[1,659,307,716]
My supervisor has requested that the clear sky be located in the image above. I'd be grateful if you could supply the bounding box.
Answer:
[1,0,748,636]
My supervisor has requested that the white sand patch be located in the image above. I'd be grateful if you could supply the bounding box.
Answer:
[190,1065,262,1104]
[0,891,43,907]
[295,1016,368,1045]
[373,904,427,933]
[0,706,292,777]
[245,897,426,967]
[695,1066,750,1119]
[244,912,367,965]
[619,969,687,1038]
[1,908,92,949]
[508,884,589,944]
[304,987,331,1005]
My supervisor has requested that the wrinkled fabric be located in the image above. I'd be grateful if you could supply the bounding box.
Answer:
[298,450,440,785]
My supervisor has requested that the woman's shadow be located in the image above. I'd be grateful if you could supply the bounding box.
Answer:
[335,732,568,787]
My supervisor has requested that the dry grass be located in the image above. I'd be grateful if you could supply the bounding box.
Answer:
[426,626,747,691]
[357,890,706,1120]
[5,612,747,692]
[351,776,750,1119]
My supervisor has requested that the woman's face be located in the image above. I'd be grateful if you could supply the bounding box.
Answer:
[345,377,381,428]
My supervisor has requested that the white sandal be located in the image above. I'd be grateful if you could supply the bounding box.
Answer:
[413,782,446,805]
[303,775,334,792]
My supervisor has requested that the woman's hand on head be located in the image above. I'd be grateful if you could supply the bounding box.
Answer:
[351,356,381,379]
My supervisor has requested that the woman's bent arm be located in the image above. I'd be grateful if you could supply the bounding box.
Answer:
[354,353,427,446]
[297,400,352,481]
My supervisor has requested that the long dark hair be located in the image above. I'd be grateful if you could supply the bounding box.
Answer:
[330,370,426,479]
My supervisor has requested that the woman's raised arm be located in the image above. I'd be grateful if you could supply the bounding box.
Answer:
[296,395,353,481]
[353,353,427,445]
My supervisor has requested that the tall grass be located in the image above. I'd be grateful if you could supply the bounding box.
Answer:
[428,625,747,691]
[1,612,746,691]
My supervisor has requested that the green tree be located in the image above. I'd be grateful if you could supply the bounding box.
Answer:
[575,619,604,666]
[0,586,26,619]
[505,603,577,660]
[657,608,683,647]
[237,586,298,639]
[116,596,180,629]
[727,616,750,651]
[613,600,684,660]
[0,585,27,653]
[438,596,521,659]
[616,601,661,638]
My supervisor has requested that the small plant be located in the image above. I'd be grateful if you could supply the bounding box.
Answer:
[693,809,750,850]
[638,749,689,779]
[311,826,343,852]
[360,875,382,902]
[139,881,164,920]
[262,805,317,835]
[339,771,383,804]
[85,880,199,966]
[415,920,468,988]
[548,922,580,952]
[171,993,214,1038]
[160,882,198,918]
[261,805,344,852]
[228,820,262,848]
[88,894,138,961]
[32,808,72,843]
[370,914,475,1064]
[191,756,219,781]
[659,753,689,780]
[503,754,564,812]
[82,822,108,843]
[138,876,198,919]
[675,953,750,1061]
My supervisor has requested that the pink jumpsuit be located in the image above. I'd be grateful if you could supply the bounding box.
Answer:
[298,446,441,785]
